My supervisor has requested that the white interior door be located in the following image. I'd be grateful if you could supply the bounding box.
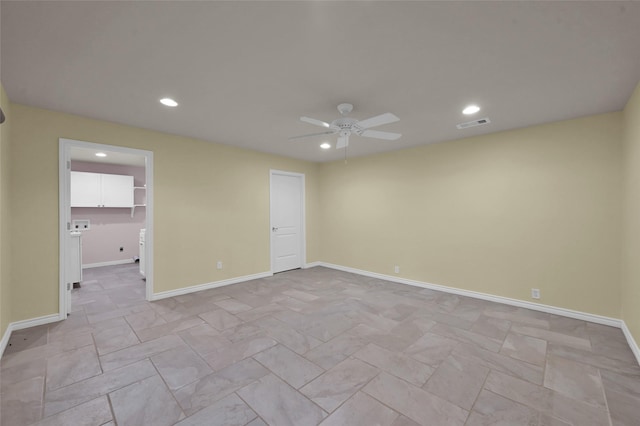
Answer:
[270,171,304,273]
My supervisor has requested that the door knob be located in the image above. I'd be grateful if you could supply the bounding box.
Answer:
[272,227,278,232]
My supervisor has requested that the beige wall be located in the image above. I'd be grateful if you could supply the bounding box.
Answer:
[8,103,320,321]
[0,94,632,338]
[0,84,12,339]
[320,113,623,317]
[622,81,640,344]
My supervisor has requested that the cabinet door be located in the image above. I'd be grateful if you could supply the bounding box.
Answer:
[101,174,134,207]
[70,171,101,207]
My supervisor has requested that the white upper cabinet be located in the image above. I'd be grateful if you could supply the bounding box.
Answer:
[71,171,134,208]
[70,171,101,207]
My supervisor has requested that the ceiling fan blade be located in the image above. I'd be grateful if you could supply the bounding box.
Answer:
[300,116,332,128]
[288,130,336,141]
[336,134,349,149]
[360,130,402,140]
[356,112,399,129]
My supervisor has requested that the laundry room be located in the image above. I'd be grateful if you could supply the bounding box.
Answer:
[69,148,147,282]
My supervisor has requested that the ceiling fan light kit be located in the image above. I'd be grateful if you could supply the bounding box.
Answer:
[290,103,402,152]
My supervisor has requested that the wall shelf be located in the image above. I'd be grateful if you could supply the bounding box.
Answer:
[132,186,146,217]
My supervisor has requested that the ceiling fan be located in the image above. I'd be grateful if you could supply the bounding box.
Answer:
[290,103,401,149]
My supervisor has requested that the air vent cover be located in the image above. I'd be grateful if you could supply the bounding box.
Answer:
[456,117,491,130]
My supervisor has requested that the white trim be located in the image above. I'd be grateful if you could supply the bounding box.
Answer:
[83,259,135,269]
[59,138,154,319]
[304,261,322,269]
[58,139,69,321]
[0,328,9,357]
[621,321,640,367]
[319,262,623,328]
[150,271,273,301]
[269,170,306,273]
[0,314,61,358]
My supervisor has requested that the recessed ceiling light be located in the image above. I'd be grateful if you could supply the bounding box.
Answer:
[160,98,178,107]
[320,142,331,150]
[463,104,480,115]
[95,152,107,157]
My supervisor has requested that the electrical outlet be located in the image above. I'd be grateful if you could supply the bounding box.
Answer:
[394,265,400,274]
[119,247,124,252]
[217,261,223,270]
[531,288,540,299]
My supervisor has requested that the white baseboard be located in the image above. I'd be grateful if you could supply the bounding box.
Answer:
[621,321,640,367]
[150,271,273,301]
[83,259,135,269]
[0,313,62,358]
[319,262,622,328]
[304,261,322,269]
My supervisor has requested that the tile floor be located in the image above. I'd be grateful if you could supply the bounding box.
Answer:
[1,264,640,425]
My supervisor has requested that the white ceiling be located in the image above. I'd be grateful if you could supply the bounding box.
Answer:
[2,1,639,163]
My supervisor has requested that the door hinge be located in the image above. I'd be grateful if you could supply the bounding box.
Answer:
[67,222,71,230]
[67,160,71,170]
[67,282,71,291]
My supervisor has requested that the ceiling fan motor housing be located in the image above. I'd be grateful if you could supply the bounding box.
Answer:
[337,103,353,116]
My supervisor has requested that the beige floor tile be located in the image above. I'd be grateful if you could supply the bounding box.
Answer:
[253,344,324,389]
[44,359,157,417]
[452,342,544,385]
[177,323,230,356]
[93,323,140,355]
[151,345,213,390]
[510,325,592,350]
[238,374,327,426]
[0,357,46,389]
[174,393,257,426]
[543,355,606,407]
[405,332,460,367]
[0,376,44,426]
[46,345,102,391]
[34,396,112,426]
[485,370,610,425]
[430,323,502,352]
[174,357,269,416]
[465,389,538,426]
[258,316,323,355]
[214,298,254,314]
[136,316,204,342]
[110,375,184,426]
[99,334,185,371]
[202,335,277,371]
[604,387,640,426]
[300,358,379,412]
[500,332,547,366]
[303,329,370,370]
[4,264,635,426]
[363,372,468,426]
[319,391,399,426]
[3,325,48,354]
[354,343,433,387]
[125,308,167,330]
[423,354,489,410]
[199,309,242,330]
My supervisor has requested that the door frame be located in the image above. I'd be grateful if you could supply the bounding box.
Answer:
[269,170,306,273]
[58,138,154,319]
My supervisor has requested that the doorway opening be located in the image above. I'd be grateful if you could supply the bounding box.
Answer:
[58,138,154,319]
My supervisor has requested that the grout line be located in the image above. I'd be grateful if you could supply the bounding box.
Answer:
[598,368,614,426]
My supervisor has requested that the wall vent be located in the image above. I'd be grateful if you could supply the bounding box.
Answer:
[456,117,491,130]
